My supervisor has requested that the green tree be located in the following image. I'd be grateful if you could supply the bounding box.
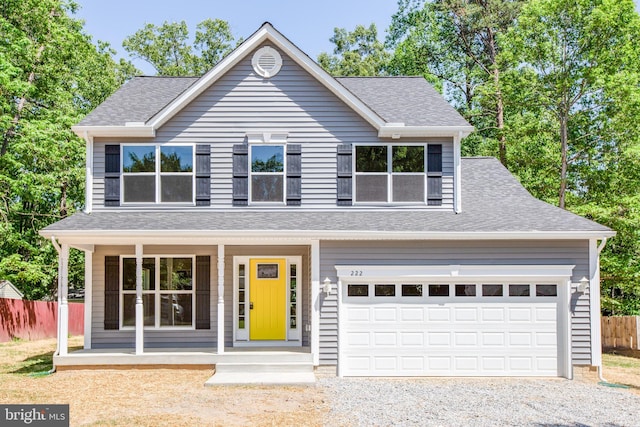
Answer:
[123,18,239,76]
[0,0,136,298]
[318,24,390,76]
[387,0,523,165]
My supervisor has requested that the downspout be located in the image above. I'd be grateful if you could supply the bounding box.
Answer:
[49,236,61,374]
[596,238,608,383]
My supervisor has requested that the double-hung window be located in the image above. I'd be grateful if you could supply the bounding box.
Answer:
[250,145,285,203]
[121,256,195,328]
[122,144,194,204]
[354,144,440,204]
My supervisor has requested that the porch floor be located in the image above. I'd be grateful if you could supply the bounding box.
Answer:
[53,346,312,369]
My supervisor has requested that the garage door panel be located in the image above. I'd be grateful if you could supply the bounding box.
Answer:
[346,332,370,346]
[454,332,478,346]
[427,307,451,321]
[428,332,451,346]
[454,307,478,321]
[373,307,397,322]
[347,307,370,322]
[400,332,424,346]
[481,307,506,322]
[374,332,397,346]
[400,307,424,321]
[508,307,533,322]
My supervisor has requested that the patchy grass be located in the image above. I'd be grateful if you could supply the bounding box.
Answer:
[0,337,326,426]
[603,353,640,394]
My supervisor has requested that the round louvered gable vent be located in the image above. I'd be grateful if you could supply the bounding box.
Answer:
[252,46,282,78]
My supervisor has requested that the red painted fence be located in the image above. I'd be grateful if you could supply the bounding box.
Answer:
[0,298,83,342]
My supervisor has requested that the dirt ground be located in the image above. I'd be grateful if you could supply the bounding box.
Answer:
[2,337,640,426]
[0,337,327,426]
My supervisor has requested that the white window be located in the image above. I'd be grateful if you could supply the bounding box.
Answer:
[250,145,285,203]
[122,144,194,204]
[121,256,195,329]
[354,145,430,203]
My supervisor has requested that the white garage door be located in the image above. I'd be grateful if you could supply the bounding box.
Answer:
[340,282,562,377]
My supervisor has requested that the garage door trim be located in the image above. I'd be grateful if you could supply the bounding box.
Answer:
[336,264,574,378]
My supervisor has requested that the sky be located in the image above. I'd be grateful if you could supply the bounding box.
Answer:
[73,0,399,75]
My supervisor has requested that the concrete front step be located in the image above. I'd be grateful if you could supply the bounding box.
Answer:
[205,371,316,386]
[216,351,313,364]
[215,361,314,373]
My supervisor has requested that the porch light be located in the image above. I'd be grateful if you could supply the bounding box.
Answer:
[323,277,332,295]
[576,277,589,293]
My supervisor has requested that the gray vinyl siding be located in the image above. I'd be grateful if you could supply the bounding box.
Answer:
[222,246,310,348]
[91,245,217,349]
[318,240,591,366]
[90,43,455,210]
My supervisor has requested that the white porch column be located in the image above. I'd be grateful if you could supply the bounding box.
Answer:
[311,240,320,366]
[83,250,93,349]
[135,243,144,355]
[58,243,70,356]
[217,245,225,353]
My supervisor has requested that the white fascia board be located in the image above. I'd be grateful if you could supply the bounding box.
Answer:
[378,125,475,138]
[71,125,155,138]
[41,229,616,245]
[336,264,576,280]
[148,23,387,131]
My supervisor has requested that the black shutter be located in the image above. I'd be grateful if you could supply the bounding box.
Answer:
[104,256,120,330]
[232,144,248,206]
[286,144,302,206]
[104,145,120,206]
[336,144,352,206]
[195,144,211,206]
[195,255,211,330]
[427,144,443,206]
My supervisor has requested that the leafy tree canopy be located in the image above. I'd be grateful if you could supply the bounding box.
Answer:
[123,19,240,76]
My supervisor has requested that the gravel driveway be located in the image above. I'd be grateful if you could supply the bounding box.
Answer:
[319,377,640,426]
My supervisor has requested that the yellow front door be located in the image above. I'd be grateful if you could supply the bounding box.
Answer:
[249,258,287,340]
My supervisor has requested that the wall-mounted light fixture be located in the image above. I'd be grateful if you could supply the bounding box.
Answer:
[323,277,332,295]
[576,277,589,293]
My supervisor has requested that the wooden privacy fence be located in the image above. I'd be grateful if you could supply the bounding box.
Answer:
[601,316,640,349]
[0,298,83,342]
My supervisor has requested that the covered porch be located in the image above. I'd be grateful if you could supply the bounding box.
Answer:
[45,232,325,372]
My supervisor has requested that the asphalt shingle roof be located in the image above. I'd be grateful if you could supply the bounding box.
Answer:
[77,75,469,128]
[77,77,198,126]
[336,77,470,127]
[42,158,610,235]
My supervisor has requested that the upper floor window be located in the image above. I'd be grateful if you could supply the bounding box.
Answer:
[250,145,285,203]
[122,144,194,204]
[354,144,440,204]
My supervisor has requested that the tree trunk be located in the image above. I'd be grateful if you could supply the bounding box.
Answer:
[60,181,68,218]
[559,115,568,209]
[486,27,507,167]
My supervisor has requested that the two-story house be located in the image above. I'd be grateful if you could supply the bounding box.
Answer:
[41,23,614,380]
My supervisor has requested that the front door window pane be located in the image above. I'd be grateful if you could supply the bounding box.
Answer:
[123,146,155,172]
[356,146,387,172]
[393,146,424,172]
[161,146,193,172]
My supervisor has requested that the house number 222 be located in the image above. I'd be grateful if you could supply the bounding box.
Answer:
[350,270,363,276]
